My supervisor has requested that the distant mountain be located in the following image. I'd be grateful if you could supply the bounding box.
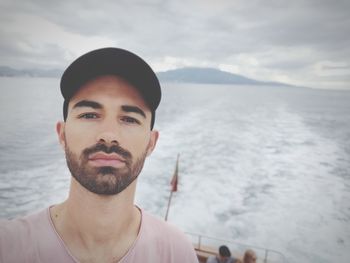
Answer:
[0,65,292,87]
[157,67,290,86]
[0,66,62,78]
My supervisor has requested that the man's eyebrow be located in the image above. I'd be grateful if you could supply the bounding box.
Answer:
[121,105,146,118]
[72,100,103,110]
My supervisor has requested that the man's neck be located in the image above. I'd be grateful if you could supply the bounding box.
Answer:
[50,178,141,263]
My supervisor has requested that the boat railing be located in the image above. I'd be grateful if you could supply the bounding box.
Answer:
[186,232,288,263]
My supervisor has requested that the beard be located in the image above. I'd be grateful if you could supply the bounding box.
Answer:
[64,142,147,195]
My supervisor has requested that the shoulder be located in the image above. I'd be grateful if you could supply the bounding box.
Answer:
[0,208,51,261]
[0,208,49,237]
[142,210,189,239]
[0,208,47,240]
[141,210,196,250]
[126,209,198,262]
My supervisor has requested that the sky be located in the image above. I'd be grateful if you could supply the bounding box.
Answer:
[0,0,349,90]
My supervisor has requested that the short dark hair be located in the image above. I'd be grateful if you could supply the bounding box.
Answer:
[219,245,231,257]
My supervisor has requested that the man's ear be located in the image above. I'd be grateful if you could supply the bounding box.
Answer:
[56,121,66,149]
[146,130,159,156]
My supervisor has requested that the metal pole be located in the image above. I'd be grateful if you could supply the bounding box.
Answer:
[264,249,269,263]
[165,154,179,221]
[164,190,173,221]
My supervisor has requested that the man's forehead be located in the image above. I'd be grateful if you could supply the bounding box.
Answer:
[70,75,150,110]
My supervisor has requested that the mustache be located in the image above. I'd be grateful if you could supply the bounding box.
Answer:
[82,143,132,161]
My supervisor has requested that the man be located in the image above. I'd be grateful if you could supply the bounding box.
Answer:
[206,245,236,263]
[0,47,198,263]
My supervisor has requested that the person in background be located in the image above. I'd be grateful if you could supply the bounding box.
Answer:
[0,47,198,263]
[243,249,257,263]
[206,245,237,263]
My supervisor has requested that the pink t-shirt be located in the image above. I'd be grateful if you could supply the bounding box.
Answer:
[0,208,198,263]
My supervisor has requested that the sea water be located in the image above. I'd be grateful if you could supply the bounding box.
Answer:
[0,77,349,263]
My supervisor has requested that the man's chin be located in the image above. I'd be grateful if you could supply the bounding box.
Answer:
[72,170,137,196]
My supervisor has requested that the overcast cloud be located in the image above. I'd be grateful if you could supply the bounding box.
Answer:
[0,0,349,89]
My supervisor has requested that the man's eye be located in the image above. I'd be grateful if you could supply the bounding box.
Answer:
[78,113,99,119]
[121,116,140,124]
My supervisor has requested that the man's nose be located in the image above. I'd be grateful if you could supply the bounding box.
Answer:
[96,120,120,144]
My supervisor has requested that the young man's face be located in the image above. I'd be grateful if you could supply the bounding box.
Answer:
[56,75,158,195]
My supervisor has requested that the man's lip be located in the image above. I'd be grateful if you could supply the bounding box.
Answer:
[88,152,126,168]
[88,152,126,162]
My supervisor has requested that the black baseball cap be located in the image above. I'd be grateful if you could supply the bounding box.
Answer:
[60,47,161,129]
